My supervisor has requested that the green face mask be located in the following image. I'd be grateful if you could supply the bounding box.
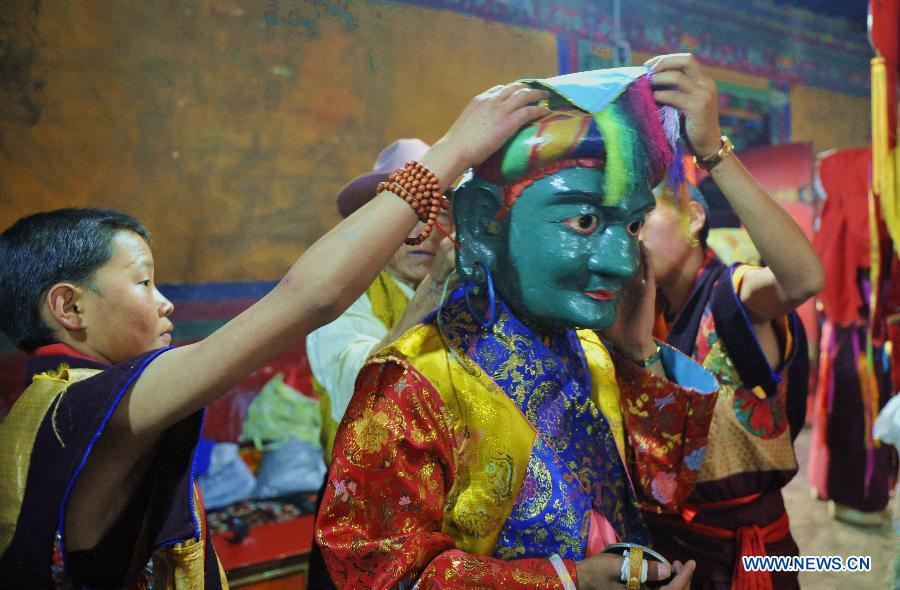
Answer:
[455,167,655,331]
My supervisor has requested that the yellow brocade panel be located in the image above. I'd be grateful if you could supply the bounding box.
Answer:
[151,485,229,588]
[871,57,900,249]
[152,539,204,588]
[577,330,626,455]
[0,366,100,556]
[151,538,229,589]
[381,324,625,556]
[314,377,338,465]
[367,270,412,331]
[387,323,534,556]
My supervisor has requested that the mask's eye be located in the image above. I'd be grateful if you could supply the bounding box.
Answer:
[564,214,600,234]
[626,219,644,236]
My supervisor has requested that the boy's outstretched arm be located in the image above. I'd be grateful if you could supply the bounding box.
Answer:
[64,83,548,551]
[130,83,548,434]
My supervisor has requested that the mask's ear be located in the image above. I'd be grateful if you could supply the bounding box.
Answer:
[452,175,504,283]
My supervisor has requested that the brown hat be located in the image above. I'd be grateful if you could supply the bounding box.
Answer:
[336,138,431,218]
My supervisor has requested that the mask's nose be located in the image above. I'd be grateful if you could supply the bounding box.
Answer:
[587,224,639,280]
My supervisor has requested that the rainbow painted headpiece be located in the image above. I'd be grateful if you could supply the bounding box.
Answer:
[475,67,684,219]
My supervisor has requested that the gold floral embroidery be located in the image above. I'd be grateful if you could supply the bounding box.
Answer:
[351,408,390,453]
[343,396,404,469]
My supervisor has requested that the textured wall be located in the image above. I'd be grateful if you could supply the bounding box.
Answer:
[791,84,871,155]
[0,1,871,285]
[0,0,556,282]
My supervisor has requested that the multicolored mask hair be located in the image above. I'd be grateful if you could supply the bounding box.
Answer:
[474,68,683,219]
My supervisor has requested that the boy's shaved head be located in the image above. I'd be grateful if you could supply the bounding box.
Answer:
[0,208,151,351]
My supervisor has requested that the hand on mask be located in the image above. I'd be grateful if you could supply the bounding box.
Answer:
[420,83,550,189]
[428,234,457,286]
[644,53,723,160]
[600,244,659,367]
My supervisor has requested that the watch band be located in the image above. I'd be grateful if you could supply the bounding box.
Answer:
[693,135,734,171]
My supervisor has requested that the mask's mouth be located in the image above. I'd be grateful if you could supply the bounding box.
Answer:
[584,289,616,301]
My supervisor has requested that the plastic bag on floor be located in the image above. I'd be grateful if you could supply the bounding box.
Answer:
[240,373,326,497]
[253,436,327,498]
[197,442,257,510]
[241,373,321,449]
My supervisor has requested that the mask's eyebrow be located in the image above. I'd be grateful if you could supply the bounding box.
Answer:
[550,191,604,206]
[551,190,655,215]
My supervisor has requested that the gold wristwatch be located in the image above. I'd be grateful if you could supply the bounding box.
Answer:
[693,135,734,171]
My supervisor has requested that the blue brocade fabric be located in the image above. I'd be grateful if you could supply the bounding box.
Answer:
[431,285,649,559]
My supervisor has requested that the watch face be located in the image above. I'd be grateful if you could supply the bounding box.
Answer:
[695,136,733,171]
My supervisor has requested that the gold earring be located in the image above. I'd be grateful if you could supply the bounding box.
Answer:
[688,234,700,248]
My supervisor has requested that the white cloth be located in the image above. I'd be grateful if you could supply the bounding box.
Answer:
[306,275,415,426]
[874,393,900,448]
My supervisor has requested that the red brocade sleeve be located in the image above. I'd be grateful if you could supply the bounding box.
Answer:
[614,347,718,514]
[315,359,576,589]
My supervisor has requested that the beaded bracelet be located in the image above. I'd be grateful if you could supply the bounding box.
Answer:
[376,160,451,245]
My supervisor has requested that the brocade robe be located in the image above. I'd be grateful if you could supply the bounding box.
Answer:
[315,288,717,589]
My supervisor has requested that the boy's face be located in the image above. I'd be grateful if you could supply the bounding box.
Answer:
[639,192,702,285]
[77,231,174,364]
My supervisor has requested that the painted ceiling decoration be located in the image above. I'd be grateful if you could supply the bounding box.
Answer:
[397,0,872,96]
